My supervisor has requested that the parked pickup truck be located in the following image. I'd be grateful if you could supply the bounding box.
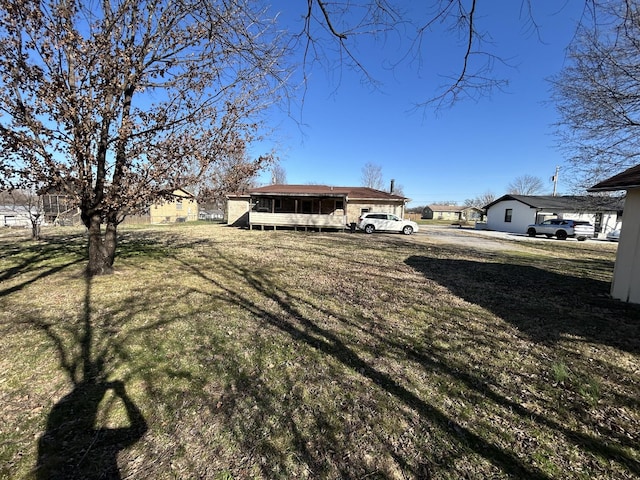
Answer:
[526,219,595,241]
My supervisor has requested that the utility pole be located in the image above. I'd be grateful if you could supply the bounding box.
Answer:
[551,166,559,196]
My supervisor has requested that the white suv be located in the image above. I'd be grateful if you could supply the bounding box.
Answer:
[357,213,419,235]
[526,219,595,241]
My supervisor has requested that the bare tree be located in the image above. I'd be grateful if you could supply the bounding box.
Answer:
[0,188,43,239]
[506,175,545,195]
[361,162,384,190]
[271,164,287,185]
[391,183,405,197]
[553,0,640,189]
[196,147,268,203]
[298,1,584,108]
[464,191,496,208]
[0,0,288,275]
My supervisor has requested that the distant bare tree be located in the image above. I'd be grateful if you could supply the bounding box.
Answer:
[464,191,496,208]
[392,184,405,197]
[406,205,426,214]
[0,188,43,239]
[271,164,287,185]
[507,175,544,195]
[196,146,270,202]
[361,162,384,190]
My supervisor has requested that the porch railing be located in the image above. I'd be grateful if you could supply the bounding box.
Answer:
[250,212,348,229]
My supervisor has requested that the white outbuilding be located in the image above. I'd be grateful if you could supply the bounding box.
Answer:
[589,165,640,304]
[483,195,623,238]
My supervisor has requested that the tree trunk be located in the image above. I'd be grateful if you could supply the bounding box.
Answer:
[104,217,118,269]
[31,223,41,241]
[31,213,42,240]
[86,214,114,276]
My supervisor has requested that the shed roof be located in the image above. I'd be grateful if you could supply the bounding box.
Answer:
[427,204,464,212]
[483,194,623,212]
[588,164,640,192]
[248,184,407,201]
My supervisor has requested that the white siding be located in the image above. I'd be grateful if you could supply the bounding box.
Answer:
[486,200,536,234]
[559,212,620,236]
[611,188,640,304]
[226,197,250,226]
[486,200,621,236]
[599,213,622,235]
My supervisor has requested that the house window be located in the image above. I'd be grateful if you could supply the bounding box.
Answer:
[176,198,183,210]
[504,208,512,222]
[336,200,344,210]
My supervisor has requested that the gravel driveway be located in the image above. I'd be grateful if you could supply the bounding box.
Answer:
[414,224,617,252]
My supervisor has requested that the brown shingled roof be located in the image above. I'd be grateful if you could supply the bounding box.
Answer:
[588,164,640,192]
[249,184,407,200]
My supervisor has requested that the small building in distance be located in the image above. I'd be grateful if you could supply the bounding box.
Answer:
[422,204,483,222]
[227,184,408,230]
[150,188,198,223]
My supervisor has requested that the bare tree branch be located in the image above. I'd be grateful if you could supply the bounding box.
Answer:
[552,0,640,189]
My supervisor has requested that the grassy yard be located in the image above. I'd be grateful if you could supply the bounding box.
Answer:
[1,224,639,479]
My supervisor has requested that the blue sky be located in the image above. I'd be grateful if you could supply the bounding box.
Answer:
[253,1,587,207]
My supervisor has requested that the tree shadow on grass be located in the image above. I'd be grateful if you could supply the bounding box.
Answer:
[34,278,147,479]
[167,239,640,479]
[0,232,86,297]
[176,252,557,479]
[404,255,640,355]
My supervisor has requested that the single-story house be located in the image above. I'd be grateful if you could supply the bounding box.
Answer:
[226,184,408,230]
[589,164,640,304]
[483,195,623,237]
[1,206,35,227]
[422,204,483,222]
[150,188,198,223]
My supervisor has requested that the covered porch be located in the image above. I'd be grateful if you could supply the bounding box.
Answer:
[249,193,348,231]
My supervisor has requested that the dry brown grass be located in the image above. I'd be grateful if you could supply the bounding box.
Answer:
[0,223,638,479]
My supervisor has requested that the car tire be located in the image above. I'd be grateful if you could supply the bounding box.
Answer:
[402,225,413,235]
[556,230,568,240]
[527,228,536,237]
[364,224,375,234]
